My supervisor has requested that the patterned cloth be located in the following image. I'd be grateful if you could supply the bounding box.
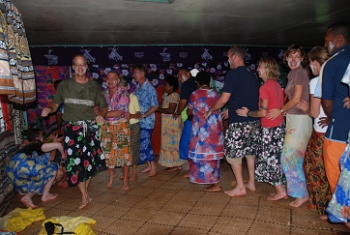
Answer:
[225,120,260,159]
[6,151,58,194]
[130,122,140,165]
[188,88,224,184]
[135,80,159,129]
[64,121,103,187]
[100,122,132,168]
[188,89,224,161]
[189,159,221,184]
[139,128,155,164]
[326,131,350,223]
[282,114,312,198]
[304,130,331,215]
[255,123,286,186]
[158,93,183,168]
[104,87,129,122]
[0,2,36,104]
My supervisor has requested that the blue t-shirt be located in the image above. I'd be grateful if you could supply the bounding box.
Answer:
[222,66,259,124]
[180,77,197,121]
[135,80,159,129]
[322,44,350,142]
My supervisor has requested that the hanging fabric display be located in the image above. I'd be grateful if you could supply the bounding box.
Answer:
[0,0,36,105]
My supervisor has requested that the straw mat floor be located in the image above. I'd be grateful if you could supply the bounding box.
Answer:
[5,160,350,235]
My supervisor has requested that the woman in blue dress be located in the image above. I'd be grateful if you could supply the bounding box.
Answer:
[6,127,66,208]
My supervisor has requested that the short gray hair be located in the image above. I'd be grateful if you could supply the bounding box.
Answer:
[119,78,128,87]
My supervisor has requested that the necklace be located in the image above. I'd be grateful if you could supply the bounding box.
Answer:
[200,85,210,89]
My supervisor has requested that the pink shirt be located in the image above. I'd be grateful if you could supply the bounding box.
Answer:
[260,80,284,128]
[105,87,130,122]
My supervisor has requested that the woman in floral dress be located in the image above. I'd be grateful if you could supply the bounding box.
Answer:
[188,71,224,192]
[157,76,184,170]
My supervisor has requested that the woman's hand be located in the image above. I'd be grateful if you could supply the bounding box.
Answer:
[236,107,249,117]
[203,110,212,119]
[221,109,228,120]
[267,108,282,120]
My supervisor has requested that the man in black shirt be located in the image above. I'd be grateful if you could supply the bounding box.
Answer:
[173,68,198,177]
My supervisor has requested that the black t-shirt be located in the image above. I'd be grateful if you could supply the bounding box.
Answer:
[17,142,44,156]
[222,66,259,124]
[180,77,197,121]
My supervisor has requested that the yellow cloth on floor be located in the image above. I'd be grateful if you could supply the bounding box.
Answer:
[39,216,96,235]
[0,207,46,232]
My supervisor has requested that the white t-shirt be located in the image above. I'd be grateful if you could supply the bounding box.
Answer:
[309,77,327,133]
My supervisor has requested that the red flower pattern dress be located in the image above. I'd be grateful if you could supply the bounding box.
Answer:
[188,88,224,184]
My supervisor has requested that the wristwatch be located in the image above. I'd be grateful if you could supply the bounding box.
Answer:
[280,108,284,113]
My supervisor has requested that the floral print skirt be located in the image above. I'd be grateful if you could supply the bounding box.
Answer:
[304,130,331,215]
[189,159,220,184]
[100,122,132,168]
[281,114,312,198]
[64,122,102,187]
[255,123,286,186]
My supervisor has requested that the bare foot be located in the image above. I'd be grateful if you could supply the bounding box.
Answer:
[244,182,256,192]
[122,184,130,191]
[320,215,328,221]
[78,198,89,209]
[344,222,350,229]
[166,167,178,171]
[141,167,151,173]
[204,183,221,192]
[267,192,288,201]
[107,172,118,188]
[148,171,156,177]
[41,193,58,202]
[290,196,309,208]
[183,173,190,178]
[21,197,38,209]
[129,175,137,181]
[78,203,88,209]
[224,187,247,197]
[177,166,183,170]
[120,175,132,180]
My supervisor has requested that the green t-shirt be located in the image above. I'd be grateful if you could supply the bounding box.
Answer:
[53,78,107,122]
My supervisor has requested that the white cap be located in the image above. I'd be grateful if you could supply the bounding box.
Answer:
[190,68,199,77]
